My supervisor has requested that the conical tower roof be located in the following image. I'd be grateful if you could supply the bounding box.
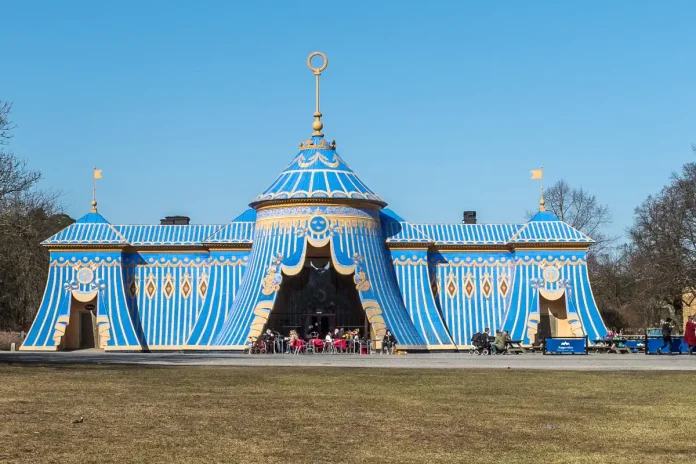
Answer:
[250,134,385,208]
[250,51,386,209]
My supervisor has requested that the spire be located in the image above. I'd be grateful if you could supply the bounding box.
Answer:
[307,51,328,136]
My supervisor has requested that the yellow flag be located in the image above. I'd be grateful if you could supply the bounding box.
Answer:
[94,169,103,179]
[530,169,542,180]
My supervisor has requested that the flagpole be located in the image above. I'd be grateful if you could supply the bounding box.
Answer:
[91,167,97,212]
[539,166,545,212]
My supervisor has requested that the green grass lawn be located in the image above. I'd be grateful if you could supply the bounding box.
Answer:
[0,365,694,463]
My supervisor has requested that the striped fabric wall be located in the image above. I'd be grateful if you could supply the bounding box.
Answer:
[213,221,306,348]
[430,252,514,347]
[122,252,248,349]
[330,219,426,348]
[390,249,454,348]
[186,251,249,347]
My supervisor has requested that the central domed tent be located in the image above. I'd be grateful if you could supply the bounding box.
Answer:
[212,52,431,350]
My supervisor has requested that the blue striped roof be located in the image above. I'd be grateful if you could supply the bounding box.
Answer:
[42,223,129,245]
[250,135,386,207]
[415,224,523,245]
[202,222,255,244]
[509,221,593,244]
[380,209,433,244]
[114,225,226,246]
[43,211,128,245]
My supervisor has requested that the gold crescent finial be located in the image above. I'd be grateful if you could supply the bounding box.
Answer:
[307,51,328,75]
[307,51,328,136]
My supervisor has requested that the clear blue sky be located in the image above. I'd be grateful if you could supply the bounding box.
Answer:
[2,1,695,238]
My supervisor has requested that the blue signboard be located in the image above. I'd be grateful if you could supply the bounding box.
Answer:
[645,336,688,355]
[543,337,588,355]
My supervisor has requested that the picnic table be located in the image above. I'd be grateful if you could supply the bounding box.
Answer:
[593,338,631,354]
[505,339,525,354]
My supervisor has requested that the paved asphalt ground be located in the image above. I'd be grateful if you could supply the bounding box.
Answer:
[2,351,696,370]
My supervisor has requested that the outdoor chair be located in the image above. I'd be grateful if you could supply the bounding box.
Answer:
[322,340,335,354]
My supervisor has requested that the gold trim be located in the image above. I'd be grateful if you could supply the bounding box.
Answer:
[386,243,431,249]
[18,345,58,351]
[426,344,457,350]
[205,244,253,250]
[103,345,144,352]
[510,244,590,250]
[434,245,510,252]
[253,198,384,211]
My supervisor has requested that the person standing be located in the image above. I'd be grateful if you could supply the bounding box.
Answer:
[684,316,696,355]
[657,318,673,355]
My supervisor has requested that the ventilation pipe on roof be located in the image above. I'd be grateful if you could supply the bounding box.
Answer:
[160,216,190,225]
[463,211,477,225]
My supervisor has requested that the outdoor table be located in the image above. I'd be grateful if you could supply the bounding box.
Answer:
[333,339,347,352]
[608,338,631,354]
[591,339,612,353]
[506,340,525,354]
[594,338,630,354]
[359,339,373,355]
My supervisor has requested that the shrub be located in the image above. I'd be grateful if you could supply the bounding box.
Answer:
[0,331,23,351]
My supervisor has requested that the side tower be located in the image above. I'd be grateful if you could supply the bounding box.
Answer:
[502,200,608,346]
[21,206,142,351]
[212,53,427,350]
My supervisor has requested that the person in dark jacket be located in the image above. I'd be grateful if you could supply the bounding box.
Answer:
[657,318,673,355]
[382,330,397,354]
[685,316,696,355]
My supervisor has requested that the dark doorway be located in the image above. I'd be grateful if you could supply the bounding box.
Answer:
[536,314,552,345]
[266,245,365,337]
[79,310,96,349]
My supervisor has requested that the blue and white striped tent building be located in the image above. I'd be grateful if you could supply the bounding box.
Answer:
[21,54,607,352]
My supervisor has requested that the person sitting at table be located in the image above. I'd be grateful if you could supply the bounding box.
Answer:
[288,330,301,352]
[382,330,397,354]
[351,329,360,352]
[262,329,275,352]
[491,330,507,354]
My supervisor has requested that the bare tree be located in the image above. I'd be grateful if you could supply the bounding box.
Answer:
[538,179,615,254]
[629,155,696,323]
[0,101,74,330]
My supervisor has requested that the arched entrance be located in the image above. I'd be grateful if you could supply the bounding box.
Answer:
[62,296,99,350]
[266,244,366,337]
[535,293,572,344]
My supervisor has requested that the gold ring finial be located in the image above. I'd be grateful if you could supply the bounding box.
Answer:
[307,51,328,75]
[307,52,328,136]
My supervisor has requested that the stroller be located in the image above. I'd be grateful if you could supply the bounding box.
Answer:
[469,332,491,356]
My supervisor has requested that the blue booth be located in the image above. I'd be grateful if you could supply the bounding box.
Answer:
[543,336,588,355]
[645,336,689,355]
